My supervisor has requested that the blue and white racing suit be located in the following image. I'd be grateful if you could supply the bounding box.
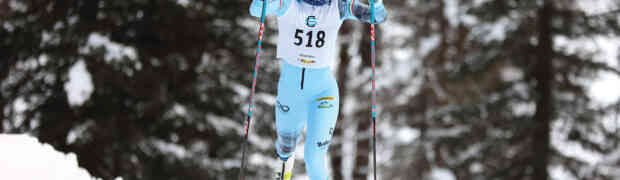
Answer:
[249,0,387,179]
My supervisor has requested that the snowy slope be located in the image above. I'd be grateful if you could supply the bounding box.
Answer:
[0,134,122,180]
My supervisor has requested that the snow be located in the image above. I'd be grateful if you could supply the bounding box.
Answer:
[545,2,620,177]
[64,60,94,106]
[550,165,578,180]
[430,167,456,180]
[12,97,28,113]
[551,120,604,165]
[176,0,190,7]
[601,113,620,133]
[9,0,28,12]
[10,98,28,128]
[152,139,188,158]
[554,35,620,106]
[476,17,512,42]
[3,22,15,32]
[469,162,483,173]
[67,32,143,106]
[396,127,420,143]
[79,33,138,62]
[578,0,618,16]
[511,101,536,116]
[443,0,480,27]
[0,134,122,180]
[500,66,523,82]
[427,126,470,138]
[590,71,620,106]
[443,0,460,27]
[38,54,50,65]
[66,120,95,144]
[341,115,358,180]
[419,35,441,57]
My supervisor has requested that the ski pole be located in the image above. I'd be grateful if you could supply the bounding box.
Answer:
[239,1,267,179]
[369,0,378,179]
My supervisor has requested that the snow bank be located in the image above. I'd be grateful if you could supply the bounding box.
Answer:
[0,134,121,180]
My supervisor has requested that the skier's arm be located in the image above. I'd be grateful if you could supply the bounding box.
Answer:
[339,0,388,24]
[249,0,292,17]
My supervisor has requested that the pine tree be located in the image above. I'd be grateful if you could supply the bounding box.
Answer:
[330,20,354,180]
[382,0,620,179]
[1,0,279,179]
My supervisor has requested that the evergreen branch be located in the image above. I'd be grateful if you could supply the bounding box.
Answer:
[586,9,620,18]
[555,53,620,76]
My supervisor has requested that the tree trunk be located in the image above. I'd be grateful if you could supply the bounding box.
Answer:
[532,1,554,180]
[331,21,354,180]
[353,23,372,180]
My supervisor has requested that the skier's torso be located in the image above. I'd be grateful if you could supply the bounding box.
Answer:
[277,0,342,69]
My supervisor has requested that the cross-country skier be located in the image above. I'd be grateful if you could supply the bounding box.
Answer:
[249,0,387,179]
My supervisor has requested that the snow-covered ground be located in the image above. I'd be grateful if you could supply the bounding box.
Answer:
[0,134,122,180]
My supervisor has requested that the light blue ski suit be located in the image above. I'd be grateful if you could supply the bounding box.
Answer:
[249,0,387,179]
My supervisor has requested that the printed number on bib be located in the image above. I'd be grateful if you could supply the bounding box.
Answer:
[294,29,326,48]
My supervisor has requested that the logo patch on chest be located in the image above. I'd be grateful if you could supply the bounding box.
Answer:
[317,96,335,109]
[300,59,316,64]
[316,96,335,102]
[306,16,318,27]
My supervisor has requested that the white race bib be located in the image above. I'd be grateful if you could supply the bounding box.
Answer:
[277,0,343,69]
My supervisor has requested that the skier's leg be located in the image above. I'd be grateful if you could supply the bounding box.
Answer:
[304,85,339,180]
[274,95,303,180]
[273,61,310,180]
[275,62,307,160]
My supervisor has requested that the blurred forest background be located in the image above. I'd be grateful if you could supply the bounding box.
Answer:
[2,0,620,179]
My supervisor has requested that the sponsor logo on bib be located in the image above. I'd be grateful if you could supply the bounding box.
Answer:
[300,59,316,64]
[306,16,317,27]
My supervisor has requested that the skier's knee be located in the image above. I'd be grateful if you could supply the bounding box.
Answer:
[306,142,328,160]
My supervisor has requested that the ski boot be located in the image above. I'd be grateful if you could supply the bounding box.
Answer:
[274,152,295,180]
